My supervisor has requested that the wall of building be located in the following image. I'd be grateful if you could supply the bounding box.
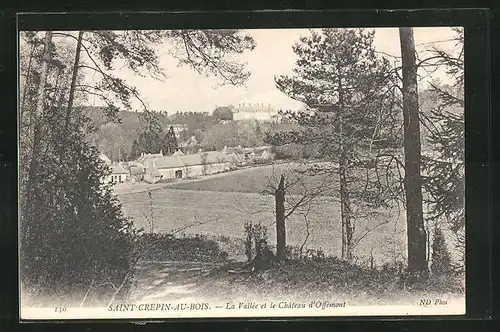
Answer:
[233,111,277,121]
[157,162,231,180]
[157,167,183,179]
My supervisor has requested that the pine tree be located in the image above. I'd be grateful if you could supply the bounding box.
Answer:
[430,226,452,276]
[267,28,398,262]
[421,29,465,264]
[165,125,178,154]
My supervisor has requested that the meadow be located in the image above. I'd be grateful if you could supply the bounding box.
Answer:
[118,163,407,266]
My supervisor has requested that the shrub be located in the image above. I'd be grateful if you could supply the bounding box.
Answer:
[137,232,230,263]
[274,144,302,160]
[20,120,137,305]
[243,222,268,261]
[430,226,452,276]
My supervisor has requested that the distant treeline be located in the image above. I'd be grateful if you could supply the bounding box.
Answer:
[81,106,300,161]
[80,87,450,162]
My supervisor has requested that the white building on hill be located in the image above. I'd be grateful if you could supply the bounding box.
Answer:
[233,102,279,121]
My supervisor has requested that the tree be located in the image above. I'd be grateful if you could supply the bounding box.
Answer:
[165,125,178,154]
[262,165,336,261]
[202,122,238,150]
[131,113,166,158]
[420,28,465,270]
[267,28,398,262]
[275,175,286,261]
[23,31,53,206]
[20,29,256,303]
[213,106,234,121]
[20,33,137,303]
[399,27,428,277]
[201,152,209,175]
[430,225,452,276]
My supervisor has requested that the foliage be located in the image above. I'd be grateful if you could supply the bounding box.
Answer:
[266,28,400,261]
[84,107,293,159]
[165,29,256,86]
[19,28,256,304]
[137,233,229,263]
[430,226,452,276]
[243,222,269,261]
[165,125,178,154]
[420,28,465,268]
[131,113,167,157]
[20,113,137,302]
[18,29,174,303]
[274,143,305,160]
[213,106,234,121]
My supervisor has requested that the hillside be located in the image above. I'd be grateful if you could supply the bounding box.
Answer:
[78,87,462,162]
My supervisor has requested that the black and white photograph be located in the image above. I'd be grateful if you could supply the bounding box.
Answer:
[18,25,466,319]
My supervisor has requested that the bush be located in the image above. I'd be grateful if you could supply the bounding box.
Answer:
[430,226,452,276]
[20,120,137,305]
[137,232,230,263]
[275,144,303,160]
[243,222,268,261]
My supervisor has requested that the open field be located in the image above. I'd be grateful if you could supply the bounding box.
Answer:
[118,163,407,266]
[170,162,340,195]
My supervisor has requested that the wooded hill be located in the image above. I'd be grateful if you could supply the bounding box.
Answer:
[81,106,299,161]
[81,86,456,162]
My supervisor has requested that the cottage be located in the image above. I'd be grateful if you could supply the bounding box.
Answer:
[129,165,145,182]
[137,151,164,164]
[99,153,112,166]
[141,150,232,181]
[110,163,129,183]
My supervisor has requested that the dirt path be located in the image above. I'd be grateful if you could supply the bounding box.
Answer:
[129,261,226,303]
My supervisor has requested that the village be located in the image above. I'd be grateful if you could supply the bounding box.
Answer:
[97,101,281,186]
[99,145,276,186]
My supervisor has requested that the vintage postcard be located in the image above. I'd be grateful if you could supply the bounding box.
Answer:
[18,25,465,319]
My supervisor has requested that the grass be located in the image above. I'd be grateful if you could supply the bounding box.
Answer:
[118,163,407,267]
[129,250,465,306]
[171,162,338,196]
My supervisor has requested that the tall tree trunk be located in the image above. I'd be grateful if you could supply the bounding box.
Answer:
[337,75,354,262]
[26,31,53,196]
[275,174,286,261]
[339,148,354,262]
[64,31,84,136]
[399,27,428,277]
[20,42,38,117]
[22,31,53,268]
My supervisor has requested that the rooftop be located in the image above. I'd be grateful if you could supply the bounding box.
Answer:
[112,163,129,174]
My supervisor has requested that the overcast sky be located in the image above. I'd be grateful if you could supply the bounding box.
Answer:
[86,27,461,113]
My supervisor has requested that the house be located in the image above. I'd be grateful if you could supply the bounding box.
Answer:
[99,153,112,166]
[129,165,145,182]
[136,145,275,182]
[110,163,129,184]
[136,151,164,164]
[141,150,232,181]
